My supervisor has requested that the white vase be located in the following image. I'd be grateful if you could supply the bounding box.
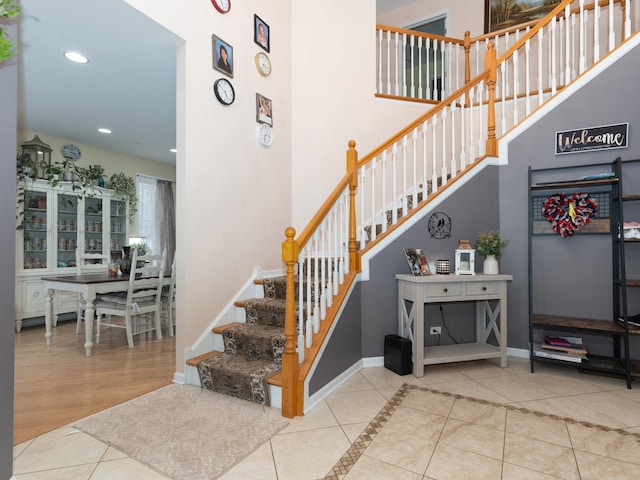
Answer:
[483,255,499,274]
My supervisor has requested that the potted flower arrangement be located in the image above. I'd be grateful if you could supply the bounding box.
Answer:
[474,230,509,274]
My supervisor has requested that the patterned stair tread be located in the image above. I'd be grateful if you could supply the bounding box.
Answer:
[212,321,243,335]
[197,352,281,405]
[223,323,284,361]
[186,350,221,367]
[243,297,289,326]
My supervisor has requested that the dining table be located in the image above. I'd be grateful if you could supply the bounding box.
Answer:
[41,273,168,356]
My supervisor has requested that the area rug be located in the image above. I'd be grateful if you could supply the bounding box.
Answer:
[74,383,289,480]
[324,384,640,479]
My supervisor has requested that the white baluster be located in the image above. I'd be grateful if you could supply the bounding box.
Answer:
[477,83,484,156]
[538,28,544,106]
[402,33,408,97]
[306,246,313,343]
[417,37,423,99]
[450,104,457,178]
[401,136,408,216]
[409,34,415,98]
[447,41,453,96]
[325,216,333,308]
[320,221,327,320]
[332,207,339,296]
[395,31,401,96]
[341,192,349,277]
[381,152,387,234]
[359,167,366,246]
[412,128,418,208]
[551,17,557,95]
[431,116,438,192]
[500,52,506,134]
[525,37,531,116]
[385,30,391,95]
[441,108,447,184]
[608,0,615,52]
[579,0,585,74]
[298,251,304,360]
[391,143,398,225]
[425,37,431,100]
[370,158,376,241]
[460,96,467,170]
[593,0,600,62]
[624,0,631,40]
[469,86,476,161]
[422,121,429,197]
[313,230,320,334]
[504,32,510,98]
[377,29,383,94]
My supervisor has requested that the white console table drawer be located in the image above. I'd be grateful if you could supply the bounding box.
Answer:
[425,282,462,297]
[466,282,500,296]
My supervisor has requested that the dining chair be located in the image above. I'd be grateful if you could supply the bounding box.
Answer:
[95,248,167,348]
[161,254,176,336]
[75,249,110,334]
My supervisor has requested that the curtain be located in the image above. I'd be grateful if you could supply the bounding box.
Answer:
[156,180,176,269]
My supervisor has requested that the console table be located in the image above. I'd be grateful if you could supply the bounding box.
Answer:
[396,273,512,377]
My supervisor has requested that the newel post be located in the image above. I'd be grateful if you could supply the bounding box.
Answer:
[281,227,300,418]
[463,31,471,107]
[346,140,360,272]
[485,41,498,156]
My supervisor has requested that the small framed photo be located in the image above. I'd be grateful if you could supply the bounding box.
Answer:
[256,93,273,126]
[212,34,233,78]
[404,248,431,276]
[254,14,270,52]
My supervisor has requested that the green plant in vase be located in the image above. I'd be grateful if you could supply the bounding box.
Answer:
[16,153,36,230]
[105,172,137,224]
[44,161,64,187]
[474,230,509,274]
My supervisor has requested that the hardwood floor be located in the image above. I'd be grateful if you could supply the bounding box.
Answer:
[14,319,176,445]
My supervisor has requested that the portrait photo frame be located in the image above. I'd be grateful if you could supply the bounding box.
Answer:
[403,248,432,276]
[256,93,273,127]
[485,0,562,33]
[212,34,234,78]
[254,14,270,52]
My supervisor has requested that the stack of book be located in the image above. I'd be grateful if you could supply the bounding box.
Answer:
[534,336,587,363]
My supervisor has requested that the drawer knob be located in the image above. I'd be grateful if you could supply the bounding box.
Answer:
[443,288,448,293]
[482,286,487,291]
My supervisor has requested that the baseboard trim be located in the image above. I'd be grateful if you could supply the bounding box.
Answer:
[305,360,363,414]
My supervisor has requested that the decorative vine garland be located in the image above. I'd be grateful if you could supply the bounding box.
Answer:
[541,192,598,237]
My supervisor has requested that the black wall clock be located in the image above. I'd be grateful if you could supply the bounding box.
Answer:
[213,78,235,105]
[428,212,452,239]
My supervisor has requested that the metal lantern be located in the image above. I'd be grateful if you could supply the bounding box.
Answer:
[21,135,52,180]
[455,239,475,275]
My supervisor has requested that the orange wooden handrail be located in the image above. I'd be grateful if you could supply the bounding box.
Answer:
[375,23,465,46]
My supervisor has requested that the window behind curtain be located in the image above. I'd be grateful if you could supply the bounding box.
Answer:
[136,174,159,254]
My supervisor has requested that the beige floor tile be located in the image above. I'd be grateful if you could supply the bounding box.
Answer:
[332,372,375,394]
[358,367,424,390]
[341,422,369,443]
[449,397,506,430]
[454,359,518,379]
[363,426,436,474]
[279,400,338,434]
[14,464,96,480]
[568,390,640,427]
[343,455,423,480]
[476,374,560,402]
[439,418,504,460]
[574,450,640,480]
[400,388,455,417]
[271,426,350,480]
[427,379,513,404]
[506,409,572,447]
[13,439,33,459]
[504,432,579,479]
[567,423,640,465]
[218,442,277,480]
[383,406,447,441]
[101,446,128,461]
[425,443,502,480]
[89,457,172,479]
[418,364,471,385]
[12,427,108,474]
[515,370,611,396]
[501,463,565,479]
[517,396,626,429]
[377,386,403,400]
[325,389,388,425]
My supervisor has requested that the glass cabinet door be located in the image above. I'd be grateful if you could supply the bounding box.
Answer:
[55,193,78,269]
[23,189,48,270]
[84,197,103,255]
[110,199,127,263]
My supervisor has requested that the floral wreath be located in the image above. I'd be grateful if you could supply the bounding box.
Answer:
[541,192,598,238]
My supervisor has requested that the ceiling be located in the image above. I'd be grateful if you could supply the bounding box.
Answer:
[17,0,181,165]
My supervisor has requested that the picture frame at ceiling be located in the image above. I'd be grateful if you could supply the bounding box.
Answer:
[403,248,432,276]
[254,14,270,52]
[256,93,273,126]
[212,34,234,78]
[485,0,562,33]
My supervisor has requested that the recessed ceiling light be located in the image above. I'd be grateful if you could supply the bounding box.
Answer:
[63,51,89,64]
[135,139,146,145]
[98,128,112,134]
[170,148,177,153]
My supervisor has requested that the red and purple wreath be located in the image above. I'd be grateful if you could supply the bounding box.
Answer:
[541,192,598,237]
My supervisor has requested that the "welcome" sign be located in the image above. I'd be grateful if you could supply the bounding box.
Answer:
[555,123,628,155]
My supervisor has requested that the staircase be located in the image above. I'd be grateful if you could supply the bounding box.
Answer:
[190,0,637,415]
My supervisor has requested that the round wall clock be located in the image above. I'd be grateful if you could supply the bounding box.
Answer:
[428,212,452,239]
[211,0,231,14]
[213,78,235,105]
[254,52,271,77]
[61,143,81,162]
[257,124,273,147]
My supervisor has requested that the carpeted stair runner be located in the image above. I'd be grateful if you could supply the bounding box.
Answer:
[197,277,294,406]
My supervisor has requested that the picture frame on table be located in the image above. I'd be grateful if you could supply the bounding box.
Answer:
[212,34,234,78]
[485,0,562,33]
[254,14,270,52]
[256,93,273,126]
[404,248,431,276]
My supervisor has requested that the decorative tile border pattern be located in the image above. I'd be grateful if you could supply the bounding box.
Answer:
[323,383,640,479]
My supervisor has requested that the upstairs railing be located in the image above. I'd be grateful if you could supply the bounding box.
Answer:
[280,0,635,418]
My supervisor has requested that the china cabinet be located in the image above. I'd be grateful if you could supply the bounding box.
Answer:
[15,179,128,332]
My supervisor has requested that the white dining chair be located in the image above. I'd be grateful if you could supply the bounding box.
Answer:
[75,249,110,334]
[161,254,176,336]
[95,248,166,348]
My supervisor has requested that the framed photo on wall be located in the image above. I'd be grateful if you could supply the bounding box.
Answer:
[254,14,270,52]
[485,0,562,33]
[212,34,234,77]
[256,93,273,126]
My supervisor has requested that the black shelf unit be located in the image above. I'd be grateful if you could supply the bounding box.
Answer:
[528,159,638,388]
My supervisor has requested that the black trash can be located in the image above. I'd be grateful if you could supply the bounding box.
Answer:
[384,334,412,375]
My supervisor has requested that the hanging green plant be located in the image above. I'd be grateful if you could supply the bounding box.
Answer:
[0,1,21,63]
[105,172,137,224]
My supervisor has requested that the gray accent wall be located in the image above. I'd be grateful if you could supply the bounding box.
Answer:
[0,29,17,480]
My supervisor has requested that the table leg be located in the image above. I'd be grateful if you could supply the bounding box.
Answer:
[84,297,95,357]
[44,288,54,345]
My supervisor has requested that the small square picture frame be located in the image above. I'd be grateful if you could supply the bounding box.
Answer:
[403,248,431,276]
[254,14,270,52]
[212,34,234,78]
[256,93,273,126]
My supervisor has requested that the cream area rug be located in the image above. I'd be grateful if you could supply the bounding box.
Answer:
[74,383,289,480]
[324,384,640,479]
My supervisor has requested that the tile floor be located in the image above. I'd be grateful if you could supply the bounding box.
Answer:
[12,357,640,479]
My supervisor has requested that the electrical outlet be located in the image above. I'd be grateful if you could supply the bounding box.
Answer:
[429,326,441,335]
